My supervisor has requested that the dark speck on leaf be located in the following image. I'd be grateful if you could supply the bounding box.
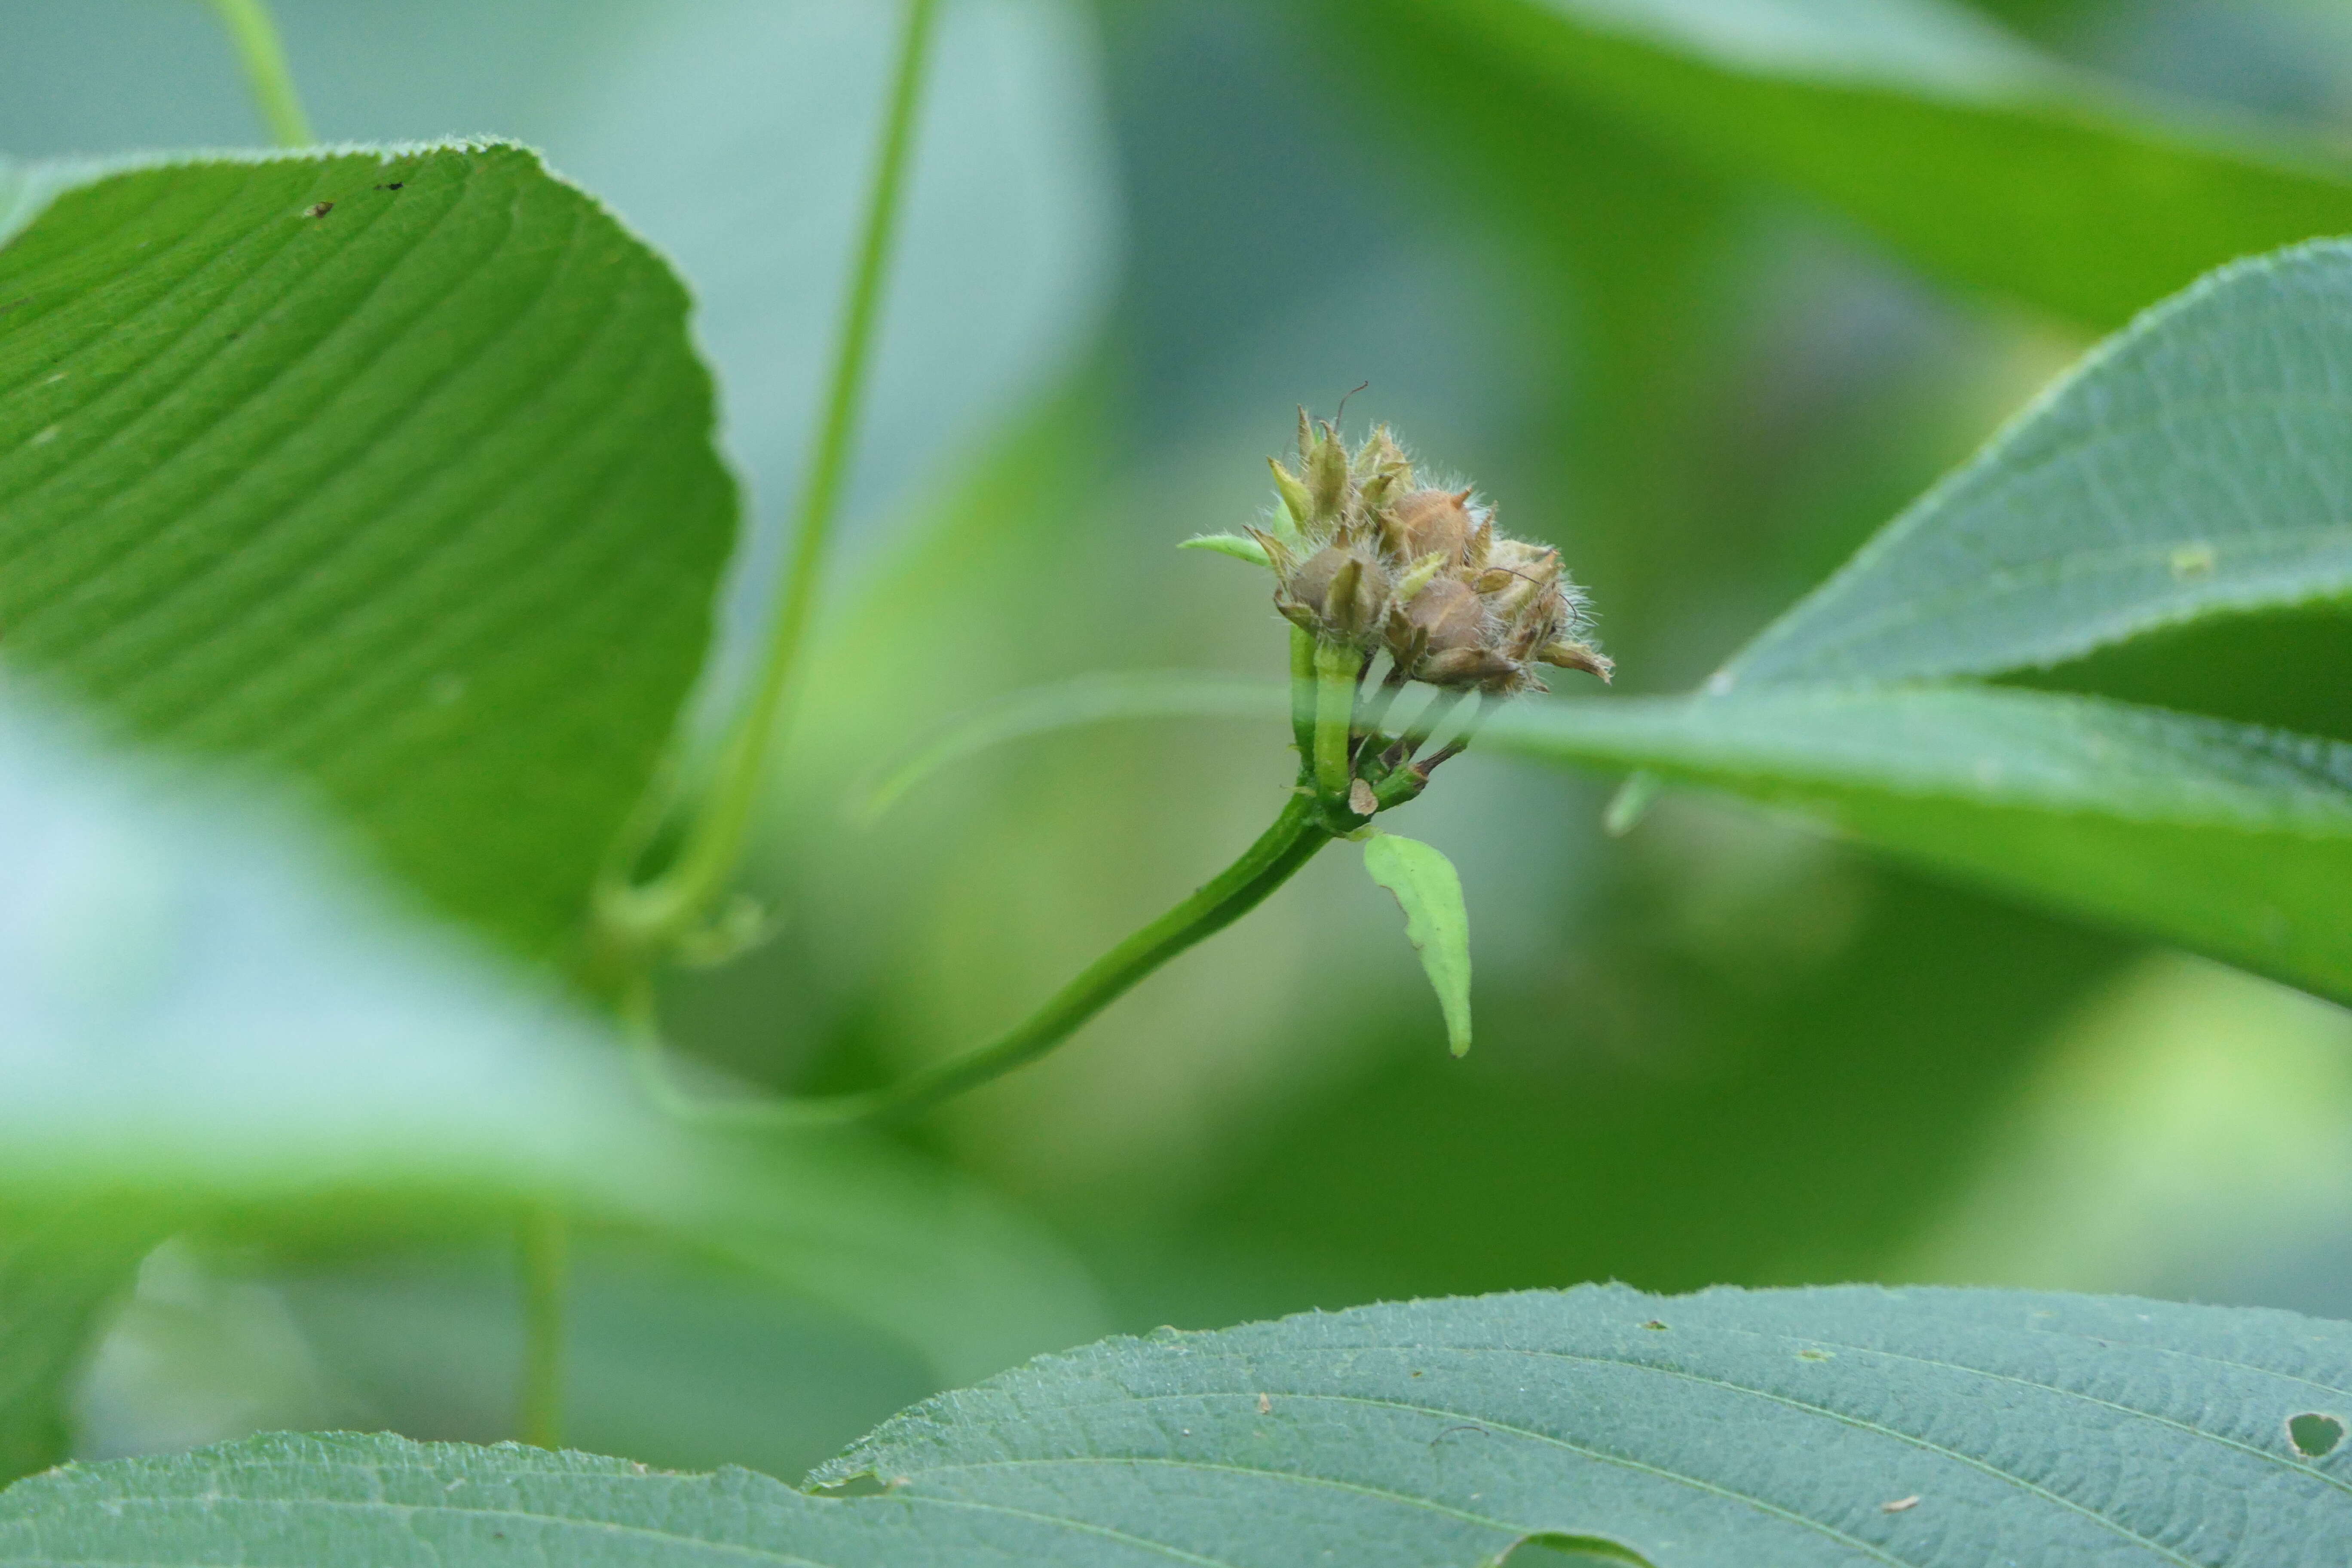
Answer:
[1642,1320,1668,1330]
[303,202,334,219]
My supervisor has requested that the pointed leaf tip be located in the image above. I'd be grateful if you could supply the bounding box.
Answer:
[1362,832,1472,1055]
[1179,533,1273,569]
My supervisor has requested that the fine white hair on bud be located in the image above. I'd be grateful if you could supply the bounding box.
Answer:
[1261,415,1611,694]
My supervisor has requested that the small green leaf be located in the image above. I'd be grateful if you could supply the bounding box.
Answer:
[1179,531,1273,567]
[0,142,735,959]
[1363,831,1473,1056]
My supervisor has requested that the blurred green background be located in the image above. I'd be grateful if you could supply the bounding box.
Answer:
[12,0,2352,1485]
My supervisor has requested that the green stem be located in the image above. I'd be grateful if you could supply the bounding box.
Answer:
[634,793,1335,1127]
[1312,642,1362,800]
[207,0,313,146]
[515,1205,566,1449]
[1288,625,1317,766]
[599,0,940,958]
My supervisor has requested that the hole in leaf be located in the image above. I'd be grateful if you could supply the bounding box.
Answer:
[1502,1532,1656,1565]
[2289,1412,2344,1459]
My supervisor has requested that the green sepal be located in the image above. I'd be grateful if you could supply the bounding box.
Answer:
[1179,533,1274,568]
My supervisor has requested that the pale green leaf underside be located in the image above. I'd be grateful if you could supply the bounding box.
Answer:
[1412,0,2352,328]
[7,1283,2349,1565]
[0,694,1097,1392]
[0,142,735,957]
[1363,832,1474,1056]
[1727,240,2352,688]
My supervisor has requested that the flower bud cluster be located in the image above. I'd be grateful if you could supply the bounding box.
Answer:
[1252,415,1611,695]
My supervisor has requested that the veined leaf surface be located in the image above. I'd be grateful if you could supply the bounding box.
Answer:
[1726,241,2352,689]
[0,142,734,957]
[5,1283,2346,1565]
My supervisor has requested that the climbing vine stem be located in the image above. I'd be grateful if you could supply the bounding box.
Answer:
[207,0,314,146]
[596,0,942,964]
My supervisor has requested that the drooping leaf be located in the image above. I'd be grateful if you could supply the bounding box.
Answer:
[1725,240,2352,689]
[8,1283,2349,1564]
[1363,831,1475,1056]
[1483,684,2352,1003]
[0,142,735,959]
[1349,0,2352,329]
[0,691,1099,1419]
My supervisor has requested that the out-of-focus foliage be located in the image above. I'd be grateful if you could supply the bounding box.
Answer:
[6,0,2352,1523]
[0,689,1100,1479]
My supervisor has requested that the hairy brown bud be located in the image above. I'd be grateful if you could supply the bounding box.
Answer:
[1240,412,1609,690]
[1403,578,1486,656]
[1283,544,1385,642]
[1384,487,1475,567]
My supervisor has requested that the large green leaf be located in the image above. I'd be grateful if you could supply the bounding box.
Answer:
[1353,0,2352,329]
[7,1283,2347,1564]
[1484,684,2352,1003]
[1725,239,2352,689]
[0,142,734,958]
[0,691,1098,1467]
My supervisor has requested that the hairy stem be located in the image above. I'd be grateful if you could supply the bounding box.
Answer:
[515,1205,566,1449]
[634,792,1335,1126]
[208,0,313,146]
[598,0,941,958]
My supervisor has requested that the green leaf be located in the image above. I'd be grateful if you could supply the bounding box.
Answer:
[1179,532,1273,567]
[1363,831,1475,1057]
[1484,684,2352,1002]
[0,142,734,959]
[0,691,1099,1405]
[1726,240,2352,689]
[1357,0,2352,329]
[9,1283,2350,1564]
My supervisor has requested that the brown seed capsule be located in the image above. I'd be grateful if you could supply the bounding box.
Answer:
[1285,544,1384,640]
[1404,578,1486,655]
[1384,487,1474,567]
